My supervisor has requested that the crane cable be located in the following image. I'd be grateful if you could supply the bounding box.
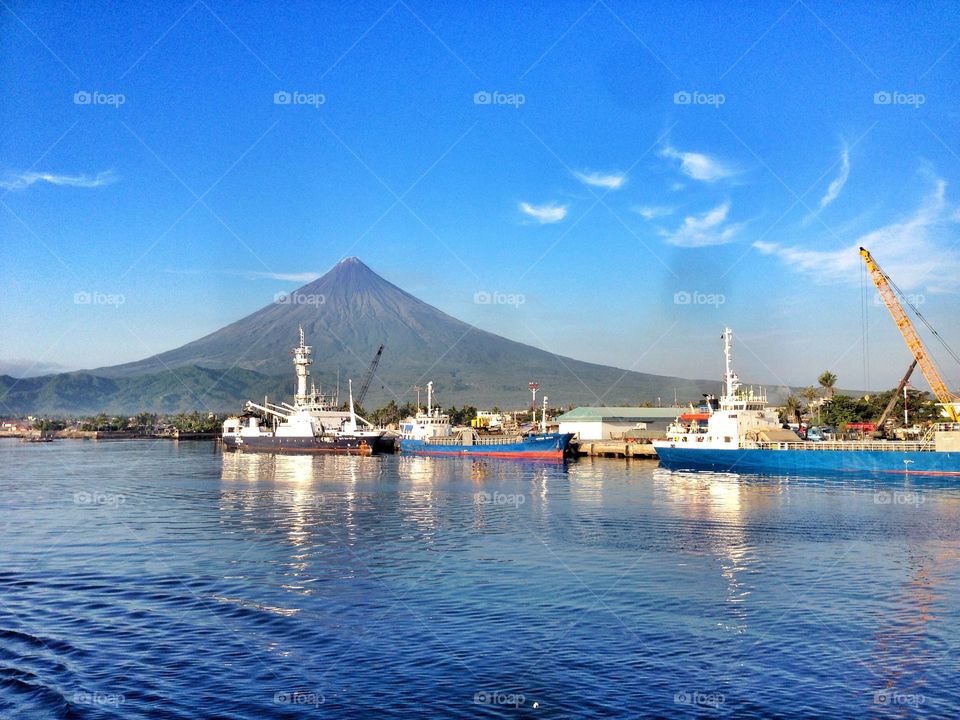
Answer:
[860,261,870,389]
[883,271,960,391]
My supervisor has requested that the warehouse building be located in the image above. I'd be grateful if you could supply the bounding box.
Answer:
[555,406,681,441]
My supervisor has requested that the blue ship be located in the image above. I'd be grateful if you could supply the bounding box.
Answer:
[655,444,960,477]
[399,381,573,459]
[400,432,574,459]
[653,328,960,477]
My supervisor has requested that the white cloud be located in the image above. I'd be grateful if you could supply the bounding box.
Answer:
[0,170,118,191]
[572,170,627,189]
[659,145,733,182]
[519,202,567,224]
[661,202,743,247]
[754,180,959,292]
[633,205,673,220]
[818,149,850,210]
[165,268,320,283]
[244,271,320,282]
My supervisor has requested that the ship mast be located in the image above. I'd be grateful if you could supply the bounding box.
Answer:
[292,325,313,407]
[722,328,741,399]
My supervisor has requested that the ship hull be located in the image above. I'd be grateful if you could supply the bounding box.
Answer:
[399,433,574,459]
[654,446,960,477]
[223,433,391,455]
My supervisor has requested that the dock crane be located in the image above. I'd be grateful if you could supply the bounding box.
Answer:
[859,247,960,422]
[354,345,385,407]
[873,359,916,436]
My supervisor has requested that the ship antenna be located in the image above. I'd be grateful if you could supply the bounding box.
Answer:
[723,327,737,398]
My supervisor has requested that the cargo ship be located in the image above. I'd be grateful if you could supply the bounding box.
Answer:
[653,328,960,477]
[222,327,392,455]
[398,382,574,459]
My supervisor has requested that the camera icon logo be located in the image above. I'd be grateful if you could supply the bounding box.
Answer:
[274,90,292,105]
[473,91,492,105]
[673,291,691,305]
[874,91,892,105]
[74,91,92,105]
[673,91,692,105]
[473,290,492,304]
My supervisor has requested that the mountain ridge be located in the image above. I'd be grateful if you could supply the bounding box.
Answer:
[1,258,781,414]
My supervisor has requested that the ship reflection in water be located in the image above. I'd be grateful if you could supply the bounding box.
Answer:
[202,448,960,716]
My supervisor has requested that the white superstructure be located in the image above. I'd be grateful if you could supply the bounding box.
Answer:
[654,328,783,451]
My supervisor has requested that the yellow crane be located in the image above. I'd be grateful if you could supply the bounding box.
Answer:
[860,247,960,422]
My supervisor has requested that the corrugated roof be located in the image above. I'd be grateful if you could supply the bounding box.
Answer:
[555,406,682,422]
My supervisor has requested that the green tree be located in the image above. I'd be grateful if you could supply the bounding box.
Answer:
[818,371,838,399]
[801,386,820,423]
[781,396,803,426]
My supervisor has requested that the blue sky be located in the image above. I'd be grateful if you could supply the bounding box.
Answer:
[2,0,960,392]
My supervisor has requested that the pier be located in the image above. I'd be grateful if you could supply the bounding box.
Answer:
[570,440,658,458]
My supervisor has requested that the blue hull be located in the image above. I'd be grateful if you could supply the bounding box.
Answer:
[655,446,960,477]
[400,433,574,459]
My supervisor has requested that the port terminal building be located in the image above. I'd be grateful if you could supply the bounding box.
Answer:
[556,406,681,441]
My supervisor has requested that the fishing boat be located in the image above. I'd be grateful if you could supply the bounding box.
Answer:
[222,327,392,455]
[398,382,574,459]
[653,329,960,476]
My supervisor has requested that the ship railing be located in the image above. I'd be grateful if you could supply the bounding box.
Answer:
[425,435,523,446]
[750,440,933,452]
[934,422,960,433]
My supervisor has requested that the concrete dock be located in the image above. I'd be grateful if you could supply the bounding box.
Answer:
[570,440,658,458]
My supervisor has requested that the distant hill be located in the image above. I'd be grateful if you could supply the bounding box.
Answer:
[3,258,789,415]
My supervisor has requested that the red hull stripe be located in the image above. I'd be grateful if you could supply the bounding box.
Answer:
[406,450,563,459]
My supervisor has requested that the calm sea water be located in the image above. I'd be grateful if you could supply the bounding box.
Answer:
[1,438,958,718]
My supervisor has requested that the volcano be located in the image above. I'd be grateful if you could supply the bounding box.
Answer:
[2,258,732,414]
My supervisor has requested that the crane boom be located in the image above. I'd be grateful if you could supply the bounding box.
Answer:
[355,345,384,407]
[874,359,917,434]
[859,247,960,422]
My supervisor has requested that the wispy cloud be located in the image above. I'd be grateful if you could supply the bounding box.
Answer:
[633,205,673,220]
[519,202,567,224]
[755,179,958,292]
[818,149,850,210]
[661,202,743,247]
[0,170,118,191]
[659,145,734,182]
[572,170,627,190]
[166,268,320,283]
[244,271,320,282]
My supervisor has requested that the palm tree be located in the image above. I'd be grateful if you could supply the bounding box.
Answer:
[782,395,803,427]
[801,386,821,424]
[818,371,838,399]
